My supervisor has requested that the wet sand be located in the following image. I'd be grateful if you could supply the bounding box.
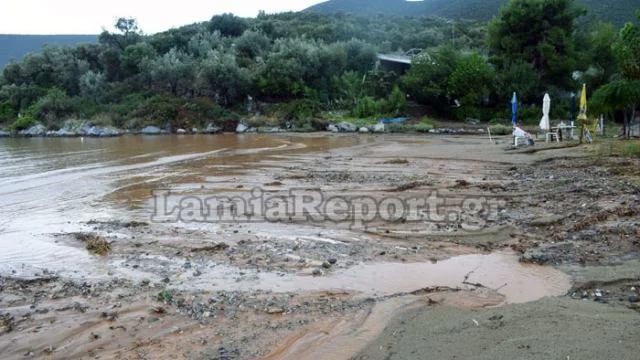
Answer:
[1,134,639,359]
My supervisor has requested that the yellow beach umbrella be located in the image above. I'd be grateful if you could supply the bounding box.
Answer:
[577,83,587,121]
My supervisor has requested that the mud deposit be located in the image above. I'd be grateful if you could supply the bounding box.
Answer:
[1,134,639,359]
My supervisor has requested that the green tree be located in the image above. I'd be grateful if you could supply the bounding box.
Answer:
[402,46,460,113]
[260,38,321,98]
[121,43,157,76]
[488,0,586,90]
[209,13,248,37]
[343,38,377,74]
[613,11,640,80]
[143,48,195,95]
[235,30,271,61]
[449,53,495,106]
[591,78,640,138]
[187,31,223,58]
[196,50,252,105]
[79,71,108,102]
[575,20,619,89]
[99,17,142,50]
[496,60,541,104]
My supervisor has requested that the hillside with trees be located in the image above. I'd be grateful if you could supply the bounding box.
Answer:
[306,0,640,27]
[1,0,638,135]
[0,35,97,69]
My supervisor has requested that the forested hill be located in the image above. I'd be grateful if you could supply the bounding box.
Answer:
[0,35,98,69]
[306,0,640,27]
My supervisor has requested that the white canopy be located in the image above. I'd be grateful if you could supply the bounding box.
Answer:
[539,93,551,131]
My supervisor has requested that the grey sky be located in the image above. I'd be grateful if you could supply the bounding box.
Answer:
[1,0,325,34]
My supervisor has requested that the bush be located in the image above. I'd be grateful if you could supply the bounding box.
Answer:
[128,95,184,127]
[0,101,16,124]
[10,116,38,131]
[310,118,331,131]
[413,123,434,132]
[489,124,512,135]
[419,116,438,128]
[26,88,75,125]
[516,105,541,125]
[352,96,385,118]
[621,141,640,157]
[284,99,322,121]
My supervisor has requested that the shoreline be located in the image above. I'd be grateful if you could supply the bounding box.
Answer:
[1,135,638,359]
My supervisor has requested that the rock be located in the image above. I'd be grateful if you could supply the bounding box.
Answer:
[335,122,358,132]
[266,307,285,314]
[520,250,554,265]
[236,123,248,133]
[176,128,187,134]
[359,127,369,133]
[58,127,78,137]
[203,124,222,134]
[101,311,118,321]
[140,126,162,135]
[0,130,10,137]
[268,127,282,133]
[465,117,480,125]
[18,124,47,136]
[528,215,564,227]
[328,258,337,265]
[372,123,385,133]
[312,269,323,276]
[86,126,105,136]
[327,124,339,133]
[100,127,122,137]
[321,262,332,269]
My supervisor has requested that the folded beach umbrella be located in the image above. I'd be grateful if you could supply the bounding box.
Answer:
[511,92,518,126]
[539,93,551,131]
[578,84,587,121]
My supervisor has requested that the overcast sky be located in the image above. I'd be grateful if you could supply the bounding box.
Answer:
[0,0,325,34]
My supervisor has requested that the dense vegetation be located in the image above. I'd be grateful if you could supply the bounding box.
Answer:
[306,0,640,27]
[1,0,639,134]
[0,35,97,69]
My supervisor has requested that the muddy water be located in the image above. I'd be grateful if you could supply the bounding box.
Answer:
[0,134,358,276]
[185,252,570,304]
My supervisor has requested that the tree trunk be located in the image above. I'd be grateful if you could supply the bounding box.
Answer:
[623,110,628,139]
[631,104,637,139]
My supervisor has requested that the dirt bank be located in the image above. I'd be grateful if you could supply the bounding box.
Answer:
[355,297,640,360]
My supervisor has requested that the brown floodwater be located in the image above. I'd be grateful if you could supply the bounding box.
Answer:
[0,134,359,276]
[0,134,570,308]
[181,252,570,304]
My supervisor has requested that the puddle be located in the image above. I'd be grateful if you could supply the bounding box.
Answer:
[183,252,570,304]
[257,252,571,360]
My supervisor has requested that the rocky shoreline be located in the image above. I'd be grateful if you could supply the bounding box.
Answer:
[0,120,490,138]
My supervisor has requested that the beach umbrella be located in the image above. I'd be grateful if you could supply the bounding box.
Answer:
[539,93,551,131]
[511,92,518,126]
[578,83,588,121]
